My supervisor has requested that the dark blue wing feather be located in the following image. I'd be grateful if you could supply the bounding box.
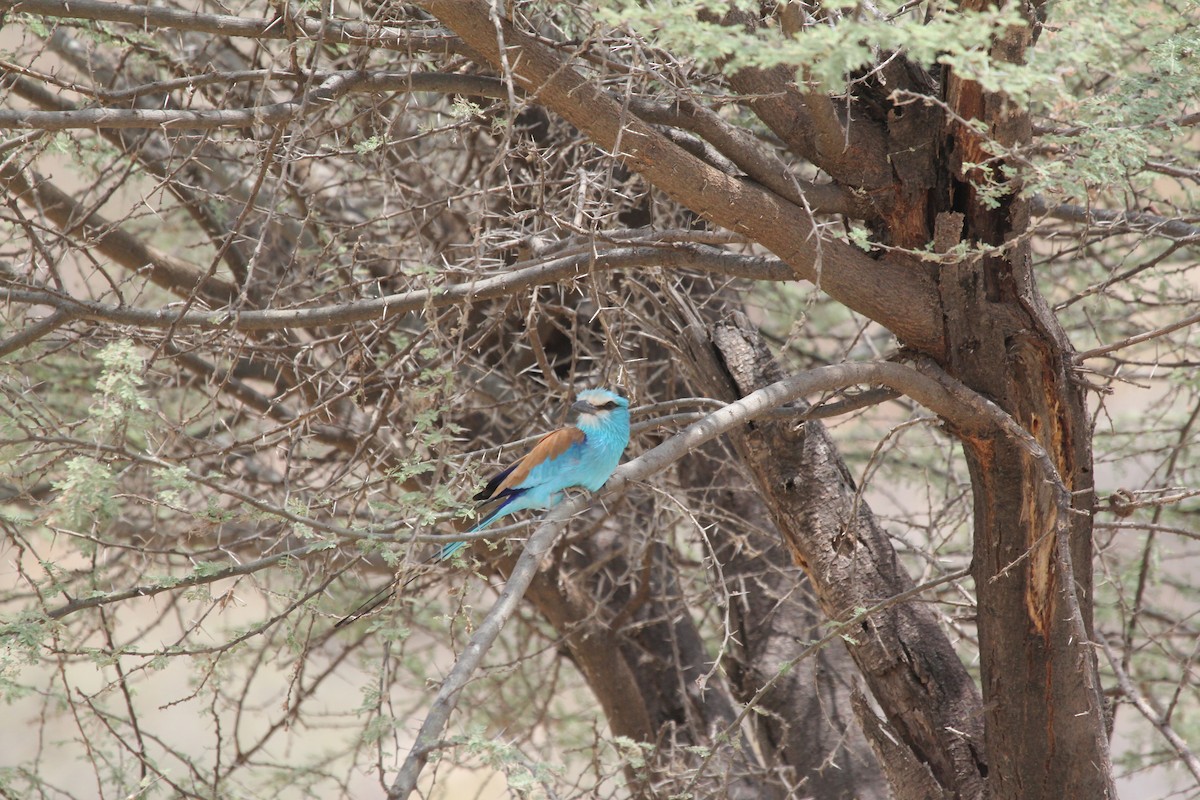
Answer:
[474,462,520,502]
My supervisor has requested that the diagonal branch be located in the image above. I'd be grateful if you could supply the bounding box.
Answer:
[1075,308,1200,361]
[0,161,237,305]
[715,8,894,195]
[629,97,871,218]
[0,308,69,358]
[1098,634,1200,786]
[418,0,943,354]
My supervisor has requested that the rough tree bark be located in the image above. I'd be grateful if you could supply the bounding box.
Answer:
[674,445,890,800]
[681,311,986,798]
[935,5,1115,795]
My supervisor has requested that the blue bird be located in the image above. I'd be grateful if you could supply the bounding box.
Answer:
[438,388,631,559]
[335,388,630,626]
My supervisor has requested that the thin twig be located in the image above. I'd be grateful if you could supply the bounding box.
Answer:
[1098,634,1200,785]
[1076,309,1200,361]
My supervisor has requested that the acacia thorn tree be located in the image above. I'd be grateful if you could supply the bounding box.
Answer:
[1,1,1198,798]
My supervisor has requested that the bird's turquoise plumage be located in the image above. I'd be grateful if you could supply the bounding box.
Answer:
[438,388,631,559]
[335,389,630,627]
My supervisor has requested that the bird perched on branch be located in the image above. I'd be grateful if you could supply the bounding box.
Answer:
[335,388,631,627]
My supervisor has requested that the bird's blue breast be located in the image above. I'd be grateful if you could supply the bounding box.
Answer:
[519,420,627,500]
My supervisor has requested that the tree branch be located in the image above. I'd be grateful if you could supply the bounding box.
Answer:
[2,0,462,53]
[687,315,985,796]
[0,244,791,341]
[418,0,944,354]
[0,308,69,358]
[2,71,251,279]
[1075,308,1200,361]
[629,97,872,218]
[715,8,895,196]
[0,161,238,305]
[1032,197,1200,242]
[43,540,333,620]
[0,71,508,131]
[1098,635,1200,785]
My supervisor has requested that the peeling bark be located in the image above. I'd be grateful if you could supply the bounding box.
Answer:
[852,691,953,800]
[936,6,1115,796]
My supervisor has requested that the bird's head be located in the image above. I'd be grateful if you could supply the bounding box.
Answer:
[570,388,629,429]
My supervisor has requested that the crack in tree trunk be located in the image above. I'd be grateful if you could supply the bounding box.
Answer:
[937,15,1116,791]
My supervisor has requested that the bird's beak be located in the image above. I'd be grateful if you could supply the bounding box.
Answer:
[570,399,594,416]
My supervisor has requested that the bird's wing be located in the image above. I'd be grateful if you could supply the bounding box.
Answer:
[473,426,586,502]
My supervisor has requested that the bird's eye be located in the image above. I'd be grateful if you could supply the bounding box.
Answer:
[599,401,617,410]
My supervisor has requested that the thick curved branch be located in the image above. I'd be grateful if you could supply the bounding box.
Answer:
[418,0,944,354]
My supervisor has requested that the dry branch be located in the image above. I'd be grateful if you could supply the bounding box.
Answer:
[0,72,507,131]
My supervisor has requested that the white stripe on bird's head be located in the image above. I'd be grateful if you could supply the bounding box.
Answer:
[570,388,629,423]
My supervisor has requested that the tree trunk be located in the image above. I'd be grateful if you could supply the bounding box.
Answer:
[936,195,1115,797]
[936,8,1116,795]
[676,410,889,799]
[681,311,987,798]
